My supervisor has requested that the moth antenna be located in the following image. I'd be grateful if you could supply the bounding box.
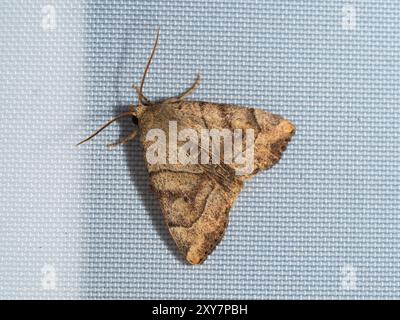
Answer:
[132,83,151,105]
[137,27,160,105]
[162,73,202,104]
[175,73,202,100]
[76,111,136,146]
[107,128,138,149]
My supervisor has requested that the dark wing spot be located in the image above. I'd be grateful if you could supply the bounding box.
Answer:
[271,138,290,156]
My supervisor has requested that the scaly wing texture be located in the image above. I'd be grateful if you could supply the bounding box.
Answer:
[172,101,296,180]
[149,165,242,264]
[138,101,295,264]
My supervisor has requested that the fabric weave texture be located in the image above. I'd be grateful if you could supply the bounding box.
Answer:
[0,0,399,299]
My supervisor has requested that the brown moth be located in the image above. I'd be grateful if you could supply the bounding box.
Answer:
[78,29,295,265]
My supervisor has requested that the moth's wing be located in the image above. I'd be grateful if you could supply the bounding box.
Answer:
[148,164,242,264]
[173,101,296,179]
[138,101,295,264]
[139,104,243,264]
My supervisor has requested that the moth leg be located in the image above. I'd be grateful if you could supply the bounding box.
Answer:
[107,128,138,149]
[163,73,202,103]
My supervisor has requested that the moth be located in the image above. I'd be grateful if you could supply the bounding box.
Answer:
[78,29,295,265]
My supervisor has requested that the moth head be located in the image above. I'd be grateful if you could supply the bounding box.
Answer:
[76,29,160,148]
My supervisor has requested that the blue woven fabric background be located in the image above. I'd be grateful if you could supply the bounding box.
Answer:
[0,0,399,299]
